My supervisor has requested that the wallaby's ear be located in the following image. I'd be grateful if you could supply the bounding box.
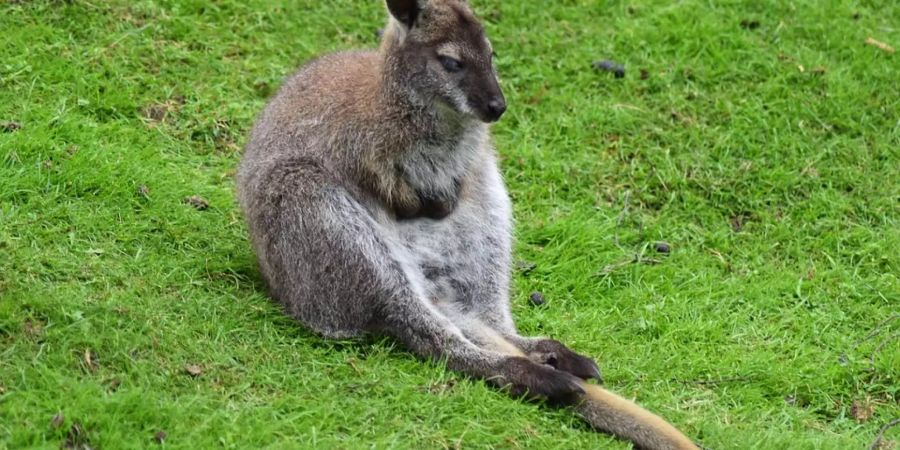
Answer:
[386,0,422,29]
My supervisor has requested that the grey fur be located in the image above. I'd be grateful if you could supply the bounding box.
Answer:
[237,0,599,402]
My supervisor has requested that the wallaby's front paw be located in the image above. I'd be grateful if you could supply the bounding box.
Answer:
[496,356,584,403]
[529,339,602,382]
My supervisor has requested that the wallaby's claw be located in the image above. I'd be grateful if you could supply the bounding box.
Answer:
[529,339,603,382]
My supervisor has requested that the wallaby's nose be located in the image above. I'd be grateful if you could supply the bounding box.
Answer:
[486,98,507,122]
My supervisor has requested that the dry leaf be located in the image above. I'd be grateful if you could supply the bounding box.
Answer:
[83,349,98,373]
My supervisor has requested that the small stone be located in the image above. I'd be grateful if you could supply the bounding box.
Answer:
[592,60,625,78]
[654,242,671,254]
[529,292,546,306]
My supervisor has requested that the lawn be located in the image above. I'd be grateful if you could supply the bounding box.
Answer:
[1,0,898,448]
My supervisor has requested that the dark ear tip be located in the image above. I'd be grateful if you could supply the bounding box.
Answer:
[386,0,422,28]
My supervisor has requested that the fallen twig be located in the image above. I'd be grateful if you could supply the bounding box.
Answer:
[596,254,662,276]
[865,37,895,54]
[868,418,900,450]
[598,258,636,276]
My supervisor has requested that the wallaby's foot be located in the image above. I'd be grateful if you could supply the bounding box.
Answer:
[495,356,584,402]
[528,339,602,382]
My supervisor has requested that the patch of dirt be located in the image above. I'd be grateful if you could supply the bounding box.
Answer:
[153,431,166,444]
[63,422,93,450]
[421,379,457,395]
[51,412,65,429]
[185,364,203,377]
[851,398,875,422]
[24,319,44,338]
[183,195,209,210]
[141,104,169,122]
[514,259,536,275]
[2,121,22,132]
[730,211,753,233]
[140,98,184,124]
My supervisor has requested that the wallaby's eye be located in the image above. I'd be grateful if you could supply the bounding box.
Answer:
[438,55,463,73]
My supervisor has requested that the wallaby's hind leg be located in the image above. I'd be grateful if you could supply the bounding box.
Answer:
[374,290,584,401]
[242,157,583,401]
[445,285,601,381]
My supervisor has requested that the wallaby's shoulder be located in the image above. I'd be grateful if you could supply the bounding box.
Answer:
[259,50,383,127]
[280,51,382,101]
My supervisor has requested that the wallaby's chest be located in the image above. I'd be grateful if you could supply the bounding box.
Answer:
[384,159,513,307]
[393,128,485,220]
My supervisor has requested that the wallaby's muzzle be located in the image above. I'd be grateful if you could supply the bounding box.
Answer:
[484,97,507,122]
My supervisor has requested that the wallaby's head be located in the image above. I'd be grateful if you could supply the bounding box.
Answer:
[382,0,506,123]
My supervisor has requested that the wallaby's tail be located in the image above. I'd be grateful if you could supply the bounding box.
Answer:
[574,382,698,450]
[471,322,698,449]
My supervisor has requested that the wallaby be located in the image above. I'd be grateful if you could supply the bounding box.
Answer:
[237,1,698,448]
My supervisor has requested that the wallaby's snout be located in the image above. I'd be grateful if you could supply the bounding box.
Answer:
[484,94,506,122]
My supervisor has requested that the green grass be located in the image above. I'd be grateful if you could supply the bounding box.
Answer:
[1,0,898,448]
